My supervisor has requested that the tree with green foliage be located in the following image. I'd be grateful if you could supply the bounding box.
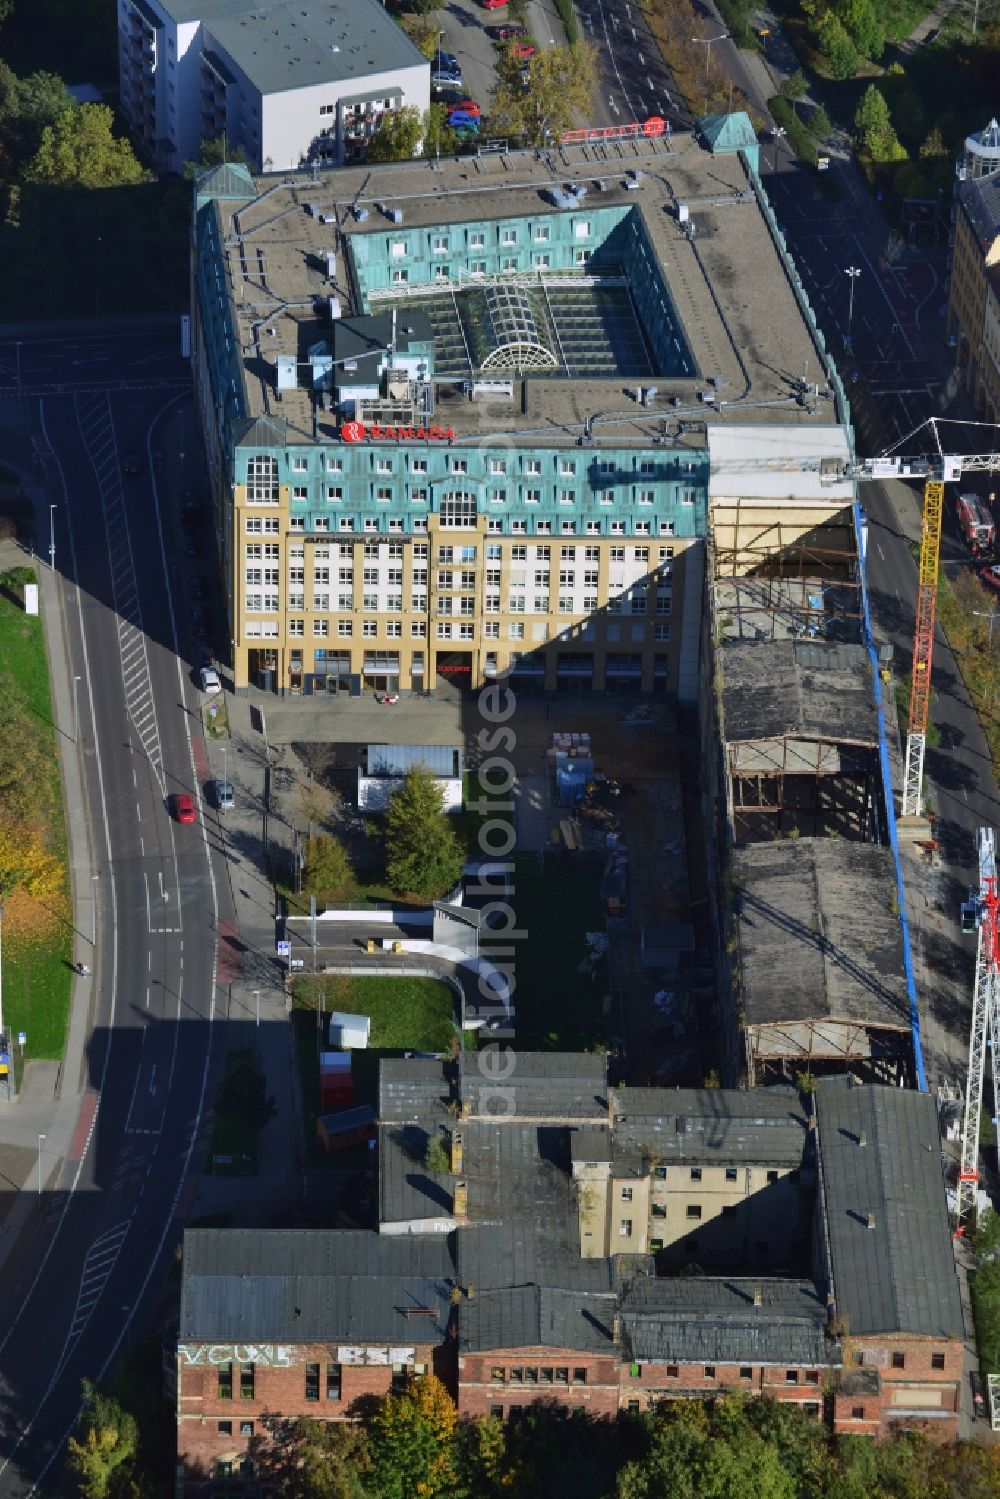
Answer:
[251,1416,372,1499]
[0,63,72,180]
[368,1375,458,1499]
[24,103,147,187]
[366,105,422,163]
[423,1134,450,1174]
[66,1382,140,1499]
[488,42,598,147]
[422,102,460,160]
[303,832,352,898]
[854,85,906,164]
[808,103,832,142]
[385,765,463,899]
[834,0,884,60]
[778,70,808,112]
[815,10,859,80]
[919,126,948,160]
[184,132,251,177]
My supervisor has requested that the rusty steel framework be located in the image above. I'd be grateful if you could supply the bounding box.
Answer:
[901,480,943,819]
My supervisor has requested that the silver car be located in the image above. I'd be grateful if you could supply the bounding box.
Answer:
[215,778,234,811]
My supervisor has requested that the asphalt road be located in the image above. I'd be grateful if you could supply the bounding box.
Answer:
[0,328,234,1495]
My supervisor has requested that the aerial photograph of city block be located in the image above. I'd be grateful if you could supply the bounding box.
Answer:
[1,0,1000,1494]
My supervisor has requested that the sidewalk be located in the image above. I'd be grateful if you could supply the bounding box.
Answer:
[0,438,103,1286]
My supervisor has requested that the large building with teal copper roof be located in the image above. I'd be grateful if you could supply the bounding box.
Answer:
[191,120,852,699]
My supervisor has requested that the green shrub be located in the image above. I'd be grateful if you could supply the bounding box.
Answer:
[768,96,818,167]
[553,0,578,45]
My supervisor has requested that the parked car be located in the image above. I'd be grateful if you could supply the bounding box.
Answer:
[490,23,526,39]
[172,792,196,825]
[181,531,199,558]
[122,451,142,475]
[432,86,468,106]
[431,69,463,87]
[198,665,222,693]
[191,606,209,638]
[186,574,206,601]
[434,49,459,69]
[480,0,509,9]
[214,778,235,812]
[511,40,536,60]
[981,564,1000,592]
[448,112,480,131]
[195,643,215,669]
[445,99,480,117]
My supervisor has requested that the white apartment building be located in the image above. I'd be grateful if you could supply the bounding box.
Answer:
[117,0,430,175]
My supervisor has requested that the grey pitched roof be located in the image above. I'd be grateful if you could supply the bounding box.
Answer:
[179,1229,455,1344]
[722,641,876,747]
[461,1286,616,1353]
[815,1078,964,1341]
[734,840,910,1031]
[958,170,1000,244]
[455,1223,617,1295]
[601,1086,807,1168]
[458,1051,608,1120]
[620,1277,833,1366]
[194,161,256,203]
[231,414,288,451]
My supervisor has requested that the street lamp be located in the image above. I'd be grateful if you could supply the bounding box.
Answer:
[221,745,227,789]
[436,28,444,74]
[49,503,56,572]
[691,31,728,80]
[37,1134,45,1196]
[973,610,1000,641]
[92,872,99,946]
[772,125,787,173]
[845,266,861,349]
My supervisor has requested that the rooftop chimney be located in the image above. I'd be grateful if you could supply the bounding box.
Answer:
[612,1313,621,1342]
[753,1287,762,1307]
[866,1212,876,1229]
[858,1131,867,1147]
[453,1181,469,1219]
[451,1130,464,1174]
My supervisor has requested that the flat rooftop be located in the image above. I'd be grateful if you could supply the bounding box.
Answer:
[734,840,910,1036]
[161,0,426,94]
[202,132,839,447]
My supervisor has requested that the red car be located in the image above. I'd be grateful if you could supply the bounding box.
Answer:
[173,792,197,824]
[481,0,508,9]
[511,40,536,60]
[447,99,481,117]
[981,564,1000,592]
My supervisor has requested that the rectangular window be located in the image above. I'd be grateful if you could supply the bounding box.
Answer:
[704,1366,716,1379]
[305,1364,320,1401]
[931,1352,946,1371]
[491,1365,505,1383]
[217,1420,232,1435]
[218,1363,233,1399]
[573,1368,587,1385]
[619,1218,633,1237]
[539,1368,553,1385]
[666,1364,679,1378]
[725,1167,738,1182]
[891,1352,905,1370]
[852,1406,865,1420]
[785,1370,799,1385]
[806,1370,820,1385]
[621,1186,633,1201]
[239,1363,255,1401]
[555,1367,569,1385]
[690,1168,702,1182]
[326,1363,342,1399]
[686,1205,702,1220]
[767,1170,779,1185]
[739,1367,752,1381]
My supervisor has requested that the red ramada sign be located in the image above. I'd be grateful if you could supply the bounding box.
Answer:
[340,421,457,443]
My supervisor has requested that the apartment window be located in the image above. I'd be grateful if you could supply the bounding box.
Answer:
[289,619,304,637]
[621,1186,633,1201]
[535,225,551,243]
[739,1367,752,1381]
[555,1367,569,1385]
[246,455,278,504]
[891,1352,905,1370]
[338,620,353,637]
[785,1370,799,1385]
[501,228,517,245]
[931,1352,946,1370]
[653,1166,666,1180]
[509,1367,523,1384]
[217,1421,232,1435]
[665,1364,679,1378]
[534,254,551,269]
[704,1366,716,1379]
[574,220,591,238]
[491,1366,505,1383]
[470,232,486,249]
[654,623,671,642]
[305,1364,320,1401]
[852,1406,865,1420]
[539,1368,553,1385]
[218,1363,233,1399]
[573,1368,587,1385]
[619,1219,633,1238]
[313,620,329,638]
[432,235,449,253]
[239,1363,255,1400]
[690,1167,702,1182]
[490,1405,504,1419]
[686,1205,702,1220]
[725,1167,738,1182]
[766,1170,779,1185]
[502,257,518,272]
[806,1370,820,1385]
[523,1367,538,1384]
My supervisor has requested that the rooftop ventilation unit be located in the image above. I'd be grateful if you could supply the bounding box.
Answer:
[328,296,342,320]
[276,355,297,391]
[699,389,716,404]
[326,250,337,278]
[676,203,689,222]
[389,207,404,224]
[355,206,369,222]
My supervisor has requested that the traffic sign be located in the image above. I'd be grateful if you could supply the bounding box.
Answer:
[276,940,291,956]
